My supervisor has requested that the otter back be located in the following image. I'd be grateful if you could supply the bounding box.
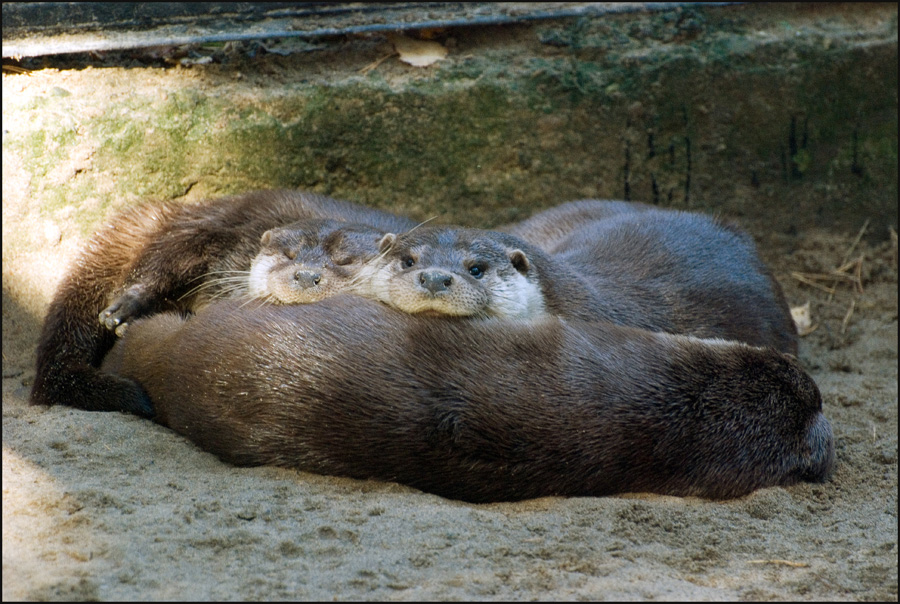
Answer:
[503,200,798,353]
[102,297,835,503]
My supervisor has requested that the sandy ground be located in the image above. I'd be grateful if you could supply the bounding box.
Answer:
[2,210,897,600]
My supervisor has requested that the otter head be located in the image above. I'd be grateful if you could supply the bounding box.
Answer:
[368,227,547,318]
[248,219,386,304]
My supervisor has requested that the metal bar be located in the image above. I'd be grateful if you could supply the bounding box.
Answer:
[2,2,735,58]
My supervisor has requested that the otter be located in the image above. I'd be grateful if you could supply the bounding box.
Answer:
[99,192,415,331]
[357,223,797,353]
[362,226,552,319]
[101,297,834,503]
[31,190,415,416]
[248,219,390,305]
[502,200,798,354]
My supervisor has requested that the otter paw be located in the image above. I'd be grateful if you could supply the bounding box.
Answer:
[99,285,150,332]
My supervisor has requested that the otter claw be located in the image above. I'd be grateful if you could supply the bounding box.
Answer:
[99,308,121,329]
[99,284,150,332]
[99,305,128,331]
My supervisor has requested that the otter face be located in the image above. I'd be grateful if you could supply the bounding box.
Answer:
[367,227,547,318]
[248,220,385,304]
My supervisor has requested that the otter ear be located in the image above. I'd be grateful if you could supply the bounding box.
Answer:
[260,229,274,246]
[508,249,531,275]
[378,233,397,253]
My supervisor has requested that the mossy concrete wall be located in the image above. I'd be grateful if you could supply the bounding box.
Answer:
[2,3,897,291]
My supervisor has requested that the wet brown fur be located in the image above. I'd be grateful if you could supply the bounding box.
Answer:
[502,200,798,354]
[102,297,834,503]
[31,190,414,416]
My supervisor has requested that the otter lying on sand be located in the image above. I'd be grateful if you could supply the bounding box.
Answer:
[101,296,834,503]
[349,218,797,352]
[31,190,414,416]
[503,200,798,353]
[33,192,796,419]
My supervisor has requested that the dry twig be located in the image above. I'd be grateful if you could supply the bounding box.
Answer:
[890,226,897,270]
[748,559,809,568]
[789,221,872,335]
[2,64,32,75]
[359,53,397,75]
[841,298,857,334]
[791,221,868,297]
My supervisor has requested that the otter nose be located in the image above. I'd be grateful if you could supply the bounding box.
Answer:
[292,269,322,289]
[419,271,453,294]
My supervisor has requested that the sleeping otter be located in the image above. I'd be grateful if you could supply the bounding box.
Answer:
[352,222,797,353]
[101,296,834,503]
[248,219,391,305]
[31,190,415,416]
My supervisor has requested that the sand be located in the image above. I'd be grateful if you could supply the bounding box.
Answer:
[2,214,897,600]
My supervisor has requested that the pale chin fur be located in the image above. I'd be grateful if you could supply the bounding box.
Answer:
[345,261,382,298]
[365,263,547,319]
[247,254,279,298]
[488,273,547,319]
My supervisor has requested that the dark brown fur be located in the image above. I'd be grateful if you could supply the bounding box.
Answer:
[102,297,834,503]
[31,190,415,416]
[503,200,798,354]
[373,222,797,353]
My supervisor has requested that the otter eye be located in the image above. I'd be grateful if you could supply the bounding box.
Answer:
[285,249,297,260]
[329,244,355,266]
[469,264,486,279]
[402,256,416,268]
